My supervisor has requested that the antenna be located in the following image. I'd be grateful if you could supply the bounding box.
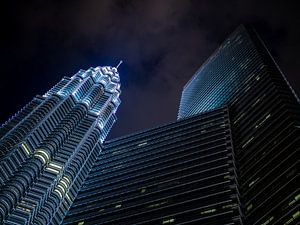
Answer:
[116,60,123,69]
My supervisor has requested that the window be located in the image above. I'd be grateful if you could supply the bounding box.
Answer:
[200,208,216,215]
[162,218,175,224]
[21,143,31,155]
[261,216,274,225]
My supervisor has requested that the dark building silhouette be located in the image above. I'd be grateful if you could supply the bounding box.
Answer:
[1,25,299,225]
[0,66,121,224]
[64,107,242,224]
[65,25,300,225]
[178,25,300,224]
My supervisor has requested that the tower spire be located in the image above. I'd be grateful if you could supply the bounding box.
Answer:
[116,60,123,69]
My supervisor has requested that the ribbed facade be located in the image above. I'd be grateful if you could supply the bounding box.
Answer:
[177,25,300,224]
[0,66,121,224]
[228,28,300,225]
[64,107,243,225]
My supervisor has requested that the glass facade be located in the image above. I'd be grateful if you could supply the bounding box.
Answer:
[178,25,299,119]
[178,25,300,224]
[0,66,121,224]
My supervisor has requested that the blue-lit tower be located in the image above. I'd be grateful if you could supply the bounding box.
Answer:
[0,65,121,224]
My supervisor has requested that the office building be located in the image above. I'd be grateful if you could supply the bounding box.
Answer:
[64,106,243,225]
[178,25,300,224]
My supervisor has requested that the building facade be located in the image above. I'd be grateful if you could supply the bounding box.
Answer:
[178,25,300,224]
[0,66,121,224]
[64,107,243,225]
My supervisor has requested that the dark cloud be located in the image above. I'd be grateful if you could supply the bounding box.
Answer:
[0,0,299,139]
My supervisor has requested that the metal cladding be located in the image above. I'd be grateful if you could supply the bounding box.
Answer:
[0,66,121,224]
[64,107,243,225]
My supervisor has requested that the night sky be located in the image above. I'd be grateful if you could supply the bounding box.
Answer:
[1,1,299,139]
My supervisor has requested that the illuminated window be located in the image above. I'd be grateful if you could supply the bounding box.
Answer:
[147,201,168,209]
[21,143,31,155]
[115,204,122,208]
[222,204,236,209]
[283,211,299,225]
[249,177,260,187]
[17,205,31,212]
[288,193,300,206]
[138,141,147,147]
[234,113,245,124]
[49,162,63,170]
[224,175,231,179]
[200,208,216,215]
[162,218,175,224]
[46,162,63,174]
[246,204,253,212]
[242,136,254,148]
[54,175,71,198]
[140,188,146,193]
[255,114,271,129]
[261,216,274,225]
[54,189,63,198]
[66,193,72,201]
[46,167,60,174]
[35,149,50,164]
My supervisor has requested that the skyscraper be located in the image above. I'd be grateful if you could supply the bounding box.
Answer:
[178,25,299,119]
[64,25,300,225]
[177,25,300,224]
[0,66,121,224]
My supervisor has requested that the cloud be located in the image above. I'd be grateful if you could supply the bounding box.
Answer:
[1,0,299,139]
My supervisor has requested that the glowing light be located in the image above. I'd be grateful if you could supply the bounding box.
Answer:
[54,175,71,199]
[21,143,31,155]
[138,142,147,147]
[35,149,50,165]
[200,209,216,215]
[162,218,175,224]
[49,162,63,170]
[46,167,60,174]
[54,189,63,198]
